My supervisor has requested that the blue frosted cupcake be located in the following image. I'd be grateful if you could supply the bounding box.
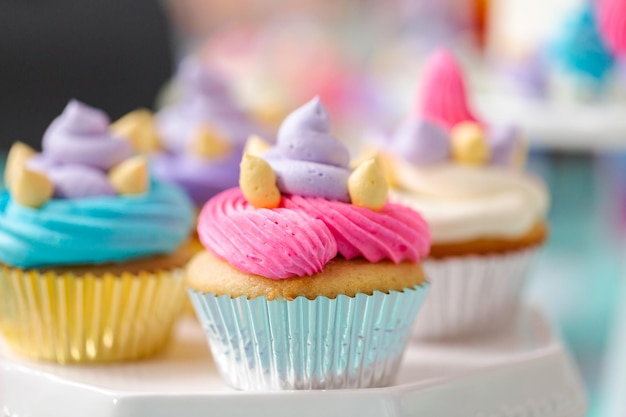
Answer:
[0,100,195,363]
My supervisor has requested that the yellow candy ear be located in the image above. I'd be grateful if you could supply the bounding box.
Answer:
[12,167,54,209]
[239,153,281,209]
[351,148,398,188]
[243,135,271,157]
[188,124,231,159]
[348,158,388,211]
[5,142,36,190]
[451,121,490,165]
[111,109,161,152]
[109,156,150,195]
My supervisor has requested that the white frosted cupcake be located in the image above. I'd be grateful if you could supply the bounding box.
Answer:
[377,50,550,340]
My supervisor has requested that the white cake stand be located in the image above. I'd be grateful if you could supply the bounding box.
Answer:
[0,305,586,417]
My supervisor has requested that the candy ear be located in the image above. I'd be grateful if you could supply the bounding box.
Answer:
[111,109,161,153]
[239,153,281,209]
[12,166,54,208]
[188,124,231,159]
[243,135,271,157]
[348,158,388,211]
[109,155,150,195]
[5,142,36,190]
[451,122,490,165]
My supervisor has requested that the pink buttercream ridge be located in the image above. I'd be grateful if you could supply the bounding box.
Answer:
[197,188,431,280]
[416,49,481,130]
[597,0,626,57]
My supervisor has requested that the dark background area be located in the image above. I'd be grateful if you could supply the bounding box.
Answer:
[0,0,174,150]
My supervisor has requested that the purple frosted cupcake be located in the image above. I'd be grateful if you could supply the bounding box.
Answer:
[151,57,264,206]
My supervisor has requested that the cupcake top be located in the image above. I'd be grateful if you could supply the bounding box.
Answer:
[551,3,614,82]
[197,98,430,280]
[385,50,549,245]
[0,100,194,269]
[150,57,262,205]
[598,0,626,58]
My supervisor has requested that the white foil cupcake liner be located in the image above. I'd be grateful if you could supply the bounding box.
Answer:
[188,284,429,390]
[413,248,539,341]
[0,266,186,363]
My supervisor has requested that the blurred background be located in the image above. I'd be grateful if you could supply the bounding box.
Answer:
[1,0,625,415]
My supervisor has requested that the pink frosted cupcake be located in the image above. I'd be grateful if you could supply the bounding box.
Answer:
[186,98,431,390]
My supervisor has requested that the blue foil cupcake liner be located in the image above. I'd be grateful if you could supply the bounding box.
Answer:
[188,284,429,390]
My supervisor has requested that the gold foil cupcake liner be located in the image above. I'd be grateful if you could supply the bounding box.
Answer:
[0,265,185,363]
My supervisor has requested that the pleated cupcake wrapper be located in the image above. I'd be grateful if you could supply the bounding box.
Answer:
[0,265,186,363]
[189,284,429,391]
[413,248,539,341]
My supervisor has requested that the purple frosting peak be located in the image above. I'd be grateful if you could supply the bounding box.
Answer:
[43,100,133,170]
[392,117,450,165]
[263,98,351,202]
[33,99,134,199]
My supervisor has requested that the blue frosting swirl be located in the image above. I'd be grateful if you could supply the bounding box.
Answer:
[0,182,194,268]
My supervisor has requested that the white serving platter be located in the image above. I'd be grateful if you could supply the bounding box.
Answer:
[0,305,586,417]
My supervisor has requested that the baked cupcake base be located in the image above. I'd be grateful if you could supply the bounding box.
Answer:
[187,251,429,390]
[0,243,195,363]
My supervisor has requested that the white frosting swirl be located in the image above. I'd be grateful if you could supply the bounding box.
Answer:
[390,161,549,244]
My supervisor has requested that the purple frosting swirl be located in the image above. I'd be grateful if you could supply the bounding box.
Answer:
[392,116,450,165]
[29,100,132,199]
[43,100,133,170]
[263,97,351,202]
[152,57,262,205]
[155,57,258,153]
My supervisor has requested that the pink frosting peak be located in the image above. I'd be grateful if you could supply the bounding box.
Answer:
[417,49,480,129]
[598,0,626,56]
[198,188,431,279]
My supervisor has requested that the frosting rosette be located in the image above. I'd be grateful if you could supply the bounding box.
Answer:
[196,98,430,280]
[153,57,262,205]
[0,100,195,268]
[198,188,429,279]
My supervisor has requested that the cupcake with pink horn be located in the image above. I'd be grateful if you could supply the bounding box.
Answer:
[376,49,550,340]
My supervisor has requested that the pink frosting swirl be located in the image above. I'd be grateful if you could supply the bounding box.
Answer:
[598,0,626,57]
[417,49,481,129]
[198,188,430,279]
